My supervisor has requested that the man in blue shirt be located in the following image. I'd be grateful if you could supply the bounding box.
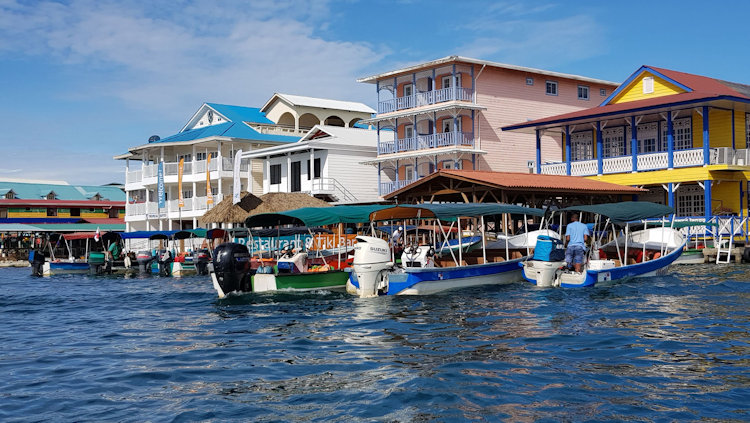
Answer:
[565,213,590,273]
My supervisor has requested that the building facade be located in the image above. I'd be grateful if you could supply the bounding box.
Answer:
[242,125,389,204]
[503,65,750,232]
[117,95,375,231]
[357,56,619,197]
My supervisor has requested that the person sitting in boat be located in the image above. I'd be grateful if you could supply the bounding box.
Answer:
[565,213,590,273]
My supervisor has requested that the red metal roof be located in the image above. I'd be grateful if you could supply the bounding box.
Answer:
[385,170,645,199]
[82,218,125,224]
[0,199,124,207]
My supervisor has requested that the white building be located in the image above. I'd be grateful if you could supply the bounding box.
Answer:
[116,95,375,231]
[242,125,390,204]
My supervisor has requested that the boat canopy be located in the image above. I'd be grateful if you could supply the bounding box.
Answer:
[369,203,546,222]
[119,230,178,240]
[562,201,674,224]
[245,205,392,228]
[641,220,718,229]
[61,232,98,240]
[230,227,332,237]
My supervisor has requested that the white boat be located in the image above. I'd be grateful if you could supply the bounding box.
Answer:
[486,229,561,249]
[348,203,546,297]
[522,201,685,288]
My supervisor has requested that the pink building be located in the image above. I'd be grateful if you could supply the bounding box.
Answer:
[357,56,619,196]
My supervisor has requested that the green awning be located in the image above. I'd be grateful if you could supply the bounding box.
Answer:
[562,202,674,224]
[31,223,126,232]
[369,203,546,222]
[0,223,43,232]
[245,205,392,228]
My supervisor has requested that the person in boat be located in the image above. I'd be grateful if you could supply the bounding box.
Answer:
[565,213,590,273]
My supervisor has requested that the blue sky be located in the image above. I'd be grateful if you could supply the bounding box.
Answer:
[1,0,749,184]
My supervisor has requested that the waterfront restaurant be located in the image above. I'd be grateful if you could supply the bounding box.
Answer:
[503,65,750,237]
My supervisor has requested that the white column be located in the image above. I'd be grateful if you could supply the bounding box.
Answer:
[265,157,270,193]
[287,153,292,192]
[191,144,196,174]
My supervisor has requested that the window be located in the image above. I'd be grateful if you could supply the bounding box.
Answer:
[70,208,80,217]
[643,76,654,94]
[577,85,589,100]
[46,192,56,200]
[182,190,193,199]
[442,118,461,133]
[0,208,6,218]
[546,81,558,96]
[196,152,218,161]
[570,131,594,161]
[404,165,414,181]
[178,154,191,162]
[603,127,625,158]
[441,75,461,89]
[108,208,119,218]
[661,117,692,150]
[526,77,534,86]
[404,124,414,139]
[314,158,321,178]
[403,83,413,97]
[600,88,607,96]
[675,185,704,217]
[626,122,660,154]
[441,160,461,170]
[270,164,281,185]
[47,208,57,217]
[4,191,14,199]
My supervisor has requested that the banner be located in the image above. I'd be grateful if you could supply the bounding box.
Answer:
[206,154,214,205]
[157,162,165,209]
[233,149,242,204]
[177,157,184,208]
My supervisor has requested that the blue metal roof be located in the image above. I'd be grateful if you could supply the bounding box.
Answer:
[206,104,274,125]
[0,181,125,201]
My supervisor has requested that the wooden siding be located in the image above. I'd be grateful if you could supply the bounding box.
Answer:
[327,149,380,202]
[611,71,686,104]
[712,180,740,214]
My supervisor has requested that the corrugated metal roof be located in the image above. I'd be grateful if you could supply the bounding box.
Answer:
[0,223,42,232]
[206,103,275,124]
[145,121,298,146]
[0,181,125,201]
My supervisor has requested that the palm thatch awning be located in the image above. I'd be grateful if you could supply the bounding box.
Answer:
[199,192,262,225]
[199,192,332,225]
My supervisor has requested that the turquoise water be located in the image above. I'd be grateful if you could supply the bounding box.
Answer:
[1,264,749,422]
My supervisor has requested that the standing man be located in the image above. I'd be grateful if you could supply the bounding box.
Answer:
[565,213,590,273]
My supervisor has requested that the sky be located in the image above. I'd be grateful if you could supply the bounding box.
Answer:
[1,0,750,185]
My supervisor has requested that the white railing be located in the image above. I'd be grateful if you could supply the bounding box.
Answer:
[637,152,668,171]
[602,156,632,173]
[378,140,396,154]
[377,87,475,113]
[540,162,566,175]
[310,178,358,203]
[380,179,418,195]
[673,148,704,167]
[570,159,598,176]
[126,170,143,184]
[378,132,474,154]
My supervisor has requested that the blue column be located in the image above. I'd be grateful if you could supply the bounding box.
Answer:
[472,153,476,170]
[668,183,674,207]
[703,106,710,165]
[565,125,571,176]
[414,157,418,181]
[667,111,674,169]
[395,117,399,152]
[377,162,382,196]
[596,121,603,175]
[412,72,416,105]
[704,180,712,219]
[471,109,475,147]
[376,81,380,108]
[631,116,638,172]
[376,121,381,154]
[535,129,542,174]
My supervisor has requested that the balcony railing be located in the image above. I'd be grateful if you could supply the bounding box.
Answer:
[538,147,743,176]
[379,179,418,196]
[378,87,474,114]
[128,158,249,184]
[378,132,475,154]
[125,194,224,217]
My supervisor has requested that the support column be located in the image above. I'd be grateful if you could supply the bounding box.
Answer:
[631,116,638,172]
[452,64,457,100]
[565,125,571,176]
[668,183,674,208]
[667,111,674,169]
[287,153,291,192]
[265,157,270,193]
[535,129,542,174]
[377,162,382,196]
[596,121,603,175]
[703,106,710,165]
[704,180,712,219]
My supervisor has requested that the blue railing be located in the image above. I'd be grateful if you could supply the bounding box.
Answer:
[378,132,475,154]
[378,87,474,114]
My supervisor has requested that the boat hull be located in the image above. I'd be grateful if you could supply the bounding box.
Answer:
[253,270,349,292]
[674,249,705,264]
[42,261,90,276]
[348,258,525,295]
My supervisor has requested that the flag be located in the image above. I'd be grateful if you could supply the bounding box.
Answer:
[233,149,242,204]
[94,227,101,242]
[157,162,165,209]
[206,154,214,205]
[178,157,185,208]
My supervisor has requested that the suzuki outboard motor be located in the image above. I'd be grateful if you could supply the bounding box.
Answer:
[211,243,252,297]
[29,249,45,277]
[157,249,173,276]
[193,248,211,275]
[136,250,154,274]
[351,236,394,298]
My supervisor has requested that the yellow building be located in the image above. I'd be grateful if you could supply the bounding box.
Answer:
[503,65,750,235]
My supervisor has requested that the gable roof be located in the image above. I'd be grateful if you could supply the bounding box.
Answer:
[205,103,275,125]
[261,93,375,114]
[0,181,125,201]
[503,65,750,132]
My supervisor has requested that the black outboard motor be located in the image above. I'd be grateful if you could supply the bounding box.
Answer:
[157,249,173,276]
[29,249,45,277]
[136,250,154,274]
[212,243,252,294]
[193,248,211,275]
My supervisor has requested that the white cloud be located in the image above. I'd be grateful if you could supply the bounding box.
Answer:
[0,0,386,118]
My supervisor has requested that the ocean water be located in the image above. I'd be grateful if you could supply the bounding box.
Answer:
[1,264,749,422]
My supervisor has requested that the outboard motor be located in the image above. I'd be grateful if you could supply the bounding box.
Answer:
[29,249,45,277]
[157,249,173,276]
[211,243,252,297]
[351,236,394,298]
[193,248,211,275]
[136,250,154,274]
[88,251,106,275]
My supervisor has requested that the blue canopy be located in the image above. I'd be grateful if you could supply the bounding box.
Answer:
[119,230,178,240]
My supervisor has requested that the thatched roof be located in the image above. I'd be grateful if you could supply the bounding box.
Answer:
[248,192,331,217]
[199,191,262,225]
[199,191,332,225]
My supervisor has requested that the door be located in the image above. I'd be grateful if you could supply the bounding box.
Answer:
[291,161,301,192]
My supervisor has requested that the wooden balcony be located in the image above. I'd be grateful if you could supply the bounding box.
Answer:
[378,132,475,155]
[377,87,474,114]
